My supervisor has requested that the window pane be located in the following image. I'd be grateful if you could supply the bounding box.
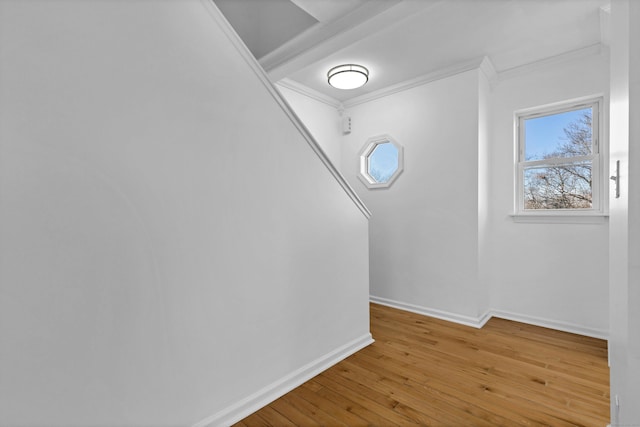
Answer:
[368,142,399,183]
[524,107,592,161]
[523,163,592,209]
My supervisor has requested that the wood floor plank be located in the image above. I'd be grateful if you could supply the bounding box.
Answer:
[279,391,351,426]
[340,357,504,427]
[369,331,609,420]
[239,412,270,427]
[234,303,609,426]
[333,359,474,426]
[267,397,322,426]
[253,405,298,427]
[352,350,578,427]
[307,378,406,426]
[349,350,536,426]
[373,311,609,395]
[314,368,420,425]
[296,382,372,426]
[373,313,608,383]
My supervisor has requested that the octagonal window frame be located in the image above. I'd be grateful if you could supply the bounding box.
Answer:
[357,135,404,189]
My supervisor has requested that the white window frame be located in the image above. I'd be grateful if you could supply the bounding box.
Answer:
[514,97,606,222]
[358,135,404,189]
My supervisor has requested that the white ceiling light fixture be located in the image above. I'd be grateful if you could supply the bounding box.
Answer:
[327,64,369,90]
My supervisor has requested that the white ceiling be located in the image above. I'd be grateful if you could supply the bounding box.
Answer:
[289,0,367,22]
[214,0,319,59]
[215,0,610,103]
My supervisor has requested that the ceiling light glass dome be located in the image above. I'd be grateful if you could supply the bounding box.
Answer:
[327,64,369,90]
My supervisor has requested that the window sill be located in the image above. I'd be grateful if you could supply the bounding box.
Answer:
[509,213,609,224]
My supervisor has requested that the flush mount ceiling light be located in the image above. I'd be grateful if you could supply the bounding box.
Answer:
[327,64,369,90]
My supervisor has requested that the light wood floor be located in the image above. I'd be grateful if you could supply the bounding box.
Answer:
[235,303,610,426]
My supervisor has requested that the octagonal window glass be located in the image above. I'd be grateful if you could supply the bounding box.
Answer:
[368,142,399,183]
[358,135,404,189]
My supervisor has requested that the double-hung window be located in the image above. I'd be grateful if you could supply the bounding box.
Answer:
[515,98,603,216]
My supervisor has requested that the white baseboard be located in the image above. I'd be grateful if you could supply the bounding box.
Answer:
[370,295,492,328]
[490,309,609,340]
[192,333,374,427]
[370,295,608,340]
[193,298,607,427]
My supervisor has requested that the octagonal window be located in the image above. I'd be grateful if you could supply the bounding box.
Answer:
[368,142,398,183]
[358,135,404,189]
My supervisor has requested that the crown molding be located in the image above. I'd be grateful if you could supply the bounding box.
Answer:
[276,78,343,110]
[275,43,603,112]
[497,43,603,82]
[479,56,498,90]
[279,55,493,110]
[341,44,604,108]
[599,5,611,47]
[343,56,487,108]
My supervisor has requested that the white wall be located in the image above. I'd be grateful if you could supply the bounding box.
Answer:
[0,1,370,426]
[340,52,609,336]
[609,0,640,424]
[343,70,485,322]
[276,84,343,168]
[488,52,610,336]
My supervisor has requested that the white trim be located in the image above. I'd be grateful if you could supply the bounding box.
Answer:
[357,135,404,189]
[343,57,486,108]
[370,296,608,340]
[192,333,374,427]
[490,309,609,340]
[200,0,371,219]
[370,295,492,329]
[514,94,606,117]
[339,46,603,109]
[274,56,493,111]
[275,46,603,111]
[478,56,498,90]
[514,97,604,216]
[276,78,342,110]
[509,213,608,224]
[599,5,611,47]
[273,45,604,114]
[498,43,603,82]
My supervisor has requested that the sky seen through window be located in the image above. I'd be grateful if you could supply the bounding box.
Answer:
[524,107,591,160]
[368,142,399,183]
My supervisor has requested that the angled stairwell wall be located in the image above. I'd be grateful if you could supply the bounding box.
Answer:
[0,1,371,426]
